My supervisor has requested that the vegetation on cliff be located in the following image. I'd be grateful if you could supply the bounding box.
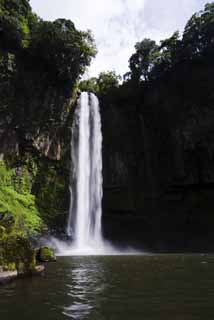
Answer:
[0,160,40,272]
[0,0,97,269]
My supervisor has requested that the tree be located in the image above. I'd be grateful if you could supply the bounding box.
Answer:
[129,39,159,82]
[0,0,39,50]
[159,32,180,65]
[29,19,97,83]
[79,77,99,93]
[97,71,120,94]
[151,31,181,77]
[79,71,120,95]
[0,0,31,17]
[183,3,214,59]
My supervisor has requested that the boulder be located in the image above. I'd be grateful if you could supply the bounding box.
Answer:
[36,247,56,263]
[0,270,18,285]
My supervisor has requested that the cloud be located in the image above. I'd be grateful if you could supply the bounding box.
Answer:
[29,0,208,77]
[140,0,206,41]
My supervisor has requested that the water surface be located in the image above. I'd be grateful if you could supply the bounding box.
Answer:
[1,254,214,320]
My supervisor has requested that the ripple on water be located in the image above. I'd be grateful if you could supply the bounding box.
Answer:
[1,255,214,320]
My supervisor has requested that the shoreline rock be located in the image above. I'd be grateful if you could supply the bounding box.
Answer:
[0,270,18,285]
[0,264,45,285]
[33,264,45,275]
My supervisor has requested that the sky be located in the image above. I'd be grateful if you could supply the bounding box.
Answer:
[30,0,208,77]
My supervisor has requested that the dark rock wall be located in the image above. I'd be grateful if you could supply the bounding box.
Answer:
[101,62,214,250]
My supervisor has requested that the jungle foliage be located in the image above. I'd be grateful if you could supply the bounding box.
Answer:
[0,0,96,136]
[0,0,96,248]
[79,71,120,96]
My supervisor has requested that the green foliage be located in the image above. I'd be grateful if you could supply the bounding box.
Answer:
[183,3,214,58]
[79,71,120,96]
[79,77,99,93]
[129,39,159,82]
[2,235,36,273]
[155,31,181,74]
[29,19,96,82]
[0,0,31,17]
[127,3,214,84]
[32,162,69,230]
[0,0,97,158]
[0,160,41,272]
[36,246,56,262]
[97,71,120,94]
[0,187,42,235]
[0,0,33,50]
[0,160,33,194]
[0,161,42,236]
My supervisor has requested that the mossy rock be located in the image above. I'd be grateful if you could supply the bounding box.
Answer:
[36,247,56,263]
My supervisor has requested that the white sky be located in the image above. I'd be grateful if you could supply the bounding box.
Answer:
[29,0,208,77]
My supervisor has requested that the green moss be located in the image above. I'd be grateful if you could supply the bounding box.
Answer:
[33,162,69,230]
[0,161,33,194]
[0,160,42,236]
[36,246,56,263]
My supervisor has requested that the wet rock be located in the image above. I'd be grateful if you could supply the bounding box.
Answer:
[0,270,18,285]
[32,264,45,276]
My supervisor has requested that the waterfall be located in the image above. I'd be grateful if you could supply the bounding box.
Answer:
[49,92,140,255]
[67,92,103,250]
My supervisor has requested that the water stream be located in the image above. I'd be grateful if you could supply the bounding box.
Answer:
[51,92,138,255]
[66,92,104,254]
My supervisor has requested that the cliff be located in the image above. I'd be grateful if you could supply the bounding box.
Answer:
[101,60,214,251]
[0,0,96,270]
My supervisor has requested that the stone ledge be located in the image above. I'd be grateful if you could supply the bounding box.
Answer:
[0,271,18,285]
[0,265,45,285]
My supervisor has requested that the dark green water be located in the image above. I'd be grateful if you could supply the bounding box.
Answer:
[1,254,214,320]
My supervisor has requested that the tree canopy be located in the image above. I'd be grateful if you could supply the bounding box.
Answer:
[79,71,120,95]
[0,0,96,82]
[129,39,159,82]
[0,0,97,144]
[29,19,96,82]
[127,2,214,85]
[0,0,38,50]
[183,3,214,58]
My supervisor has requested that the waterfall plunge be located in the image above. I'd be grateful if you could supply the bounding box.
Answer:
[50,92,140,255]
[67,92,103,252]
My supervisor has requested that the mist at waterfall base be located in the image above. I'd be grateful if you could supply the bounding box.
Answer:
[50,92,141,256]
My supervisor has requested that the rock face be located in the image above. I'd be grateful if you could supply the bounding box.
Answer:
[101,62,214,250]
[0,72,74,162]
